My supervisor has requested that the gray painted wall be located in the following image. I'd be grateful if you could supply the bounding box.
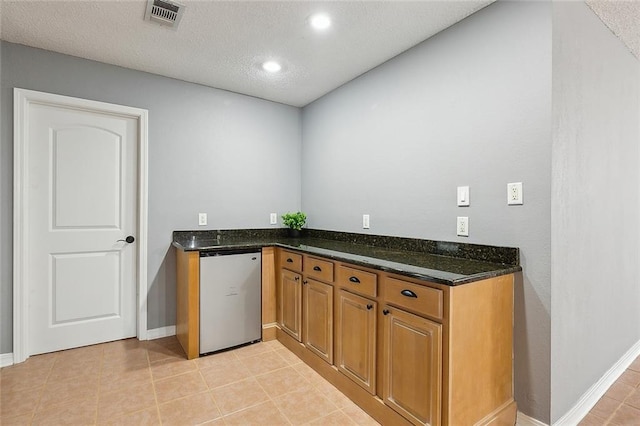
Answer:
[0,41,302,352]
[301,1,552,421]
[551,2,640,422]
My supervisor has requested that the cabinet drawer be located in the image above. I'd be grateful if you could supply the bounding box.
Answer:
[385,278,442,320]
[304,256,334,283]
[280,250,302,272]
[337,266,377,298]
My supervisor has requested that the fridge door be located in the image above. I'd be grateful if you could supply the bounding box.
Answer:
[199,251,262,354]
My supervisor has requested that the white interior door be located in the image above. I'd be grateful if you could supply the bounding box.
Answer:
[25,98,139,355]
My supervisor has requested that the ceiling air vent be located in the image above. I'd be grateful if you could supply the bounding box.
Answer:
[145,0,185,29]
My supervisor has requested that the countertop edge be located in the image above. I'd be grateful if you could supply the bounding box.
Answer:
[171,240,522,286]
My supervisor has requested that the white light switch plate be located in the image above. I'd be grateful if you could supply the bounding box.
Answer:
[363,214,370,229]
[270,213,277,225]
[198,213,207,226]
[457,216,469,237]
[457,186,469,207]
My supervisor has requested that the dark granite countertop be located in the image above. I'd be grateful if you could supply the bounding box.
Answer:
[172,229,521,286]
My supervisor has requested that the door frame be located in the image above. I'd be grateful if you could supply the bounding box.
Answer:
[13,88,149,363]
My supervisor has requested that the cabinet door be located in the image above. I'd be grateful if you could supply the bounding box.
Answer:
[336,290,377,395]
[303,278,333,364]
[281,269,302,342]
[383,306,442,426]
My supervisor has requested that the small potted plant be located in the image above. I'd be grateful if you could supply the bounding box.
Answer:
[282,211,306,238]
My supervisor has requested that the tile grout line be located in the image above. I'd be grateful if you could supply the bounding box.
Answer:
[256,343,300,426]
[150,341,229,424]
[146,342,165,426]
[93,347,104,426]
[250,349,295,426]
[33,348,103,424]
[592,362,640,424]
[258,344,346,425]
[196,361,225,424]
[222,344,283,422]
[209,343,299,424]
[31,352,58,424]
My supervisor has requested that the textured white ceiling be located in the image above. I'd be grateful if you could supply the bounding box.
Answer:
[2,1,637,106]
[0,0,494,107]
[586,0,640,60]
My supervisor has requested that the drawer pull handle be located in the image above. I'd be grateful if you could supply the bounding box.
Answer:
[401,289,418,298]
[366,304,373,310]
[286,258,293,263]
[383,309,390,315]
[349,276,360,283]
[313,266,322,271]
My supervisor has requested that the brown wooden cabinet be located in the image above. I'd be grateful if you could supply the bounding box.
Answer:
[274,247,516,426]
[280,268,302,342]
[277,250,304,342]
[336,289,377,395]
[383,305,442,426]
[302,278,334,364]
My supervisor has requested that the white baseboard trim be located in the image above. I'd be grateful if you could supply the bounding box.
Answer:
[146,325,176,340]
[517,411,548,426]
[1,353,14,368]
[554,338,640,426]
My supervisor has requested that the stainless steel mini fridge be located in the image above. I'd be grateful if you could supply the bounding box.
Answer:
[199,248,262,354]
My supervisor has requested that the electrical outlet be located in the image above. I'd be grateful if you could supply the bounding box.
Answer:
[270,213,277,225]
[457,186,469,207]
[457,216,469,237]
[363,214,370,229]
[198,213,207,226]
[507,182,523,205]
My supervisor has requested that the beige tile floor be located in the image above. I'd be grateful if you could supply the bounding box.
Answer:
[579,355,640,425]
[0,337,380,425]
[5,337,638,426]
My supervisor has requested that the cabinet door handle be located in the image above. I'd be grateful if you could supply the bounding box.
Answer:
[349,276,360,284]
[294,276,299,281]
[286,258,293,263]
[366,304,373,310]
[383,309,390,315]
[401,289,418,298]
[313,266,321,271]
[303,280,308,285]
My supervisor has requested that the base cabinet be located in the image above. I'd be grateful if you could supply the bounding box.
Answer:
[383,306,442,426]
[303,278,334,364]
[336,290,377,395]
[275,247,515,426]
[280,269,302,342]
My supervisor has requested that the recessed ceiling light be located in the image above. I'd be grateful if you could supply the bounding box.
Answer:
[309,13,331,30]
[262,61,282,73]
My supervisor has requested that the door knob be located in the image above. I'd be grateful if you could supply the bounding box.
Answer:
[117,236,135,243]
